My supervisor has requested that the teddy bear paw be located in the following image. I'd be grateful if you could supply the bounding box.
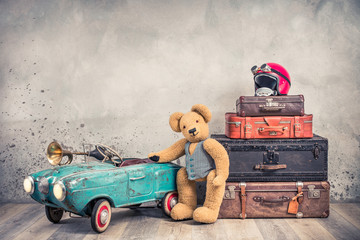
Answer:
[170,203,195,220]
[212,176,225,187]
[193,206,219,223]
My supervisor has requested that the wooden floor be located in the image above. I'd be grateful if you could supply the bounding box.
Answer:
[0,203,359,240]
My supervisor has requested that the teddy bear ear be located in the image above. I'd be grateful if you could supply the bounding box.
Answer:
[169,112,184,132]
[191,104,212,123]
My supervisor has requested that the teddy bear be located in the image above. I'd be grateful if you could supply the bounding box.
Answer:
[148,104,229,223]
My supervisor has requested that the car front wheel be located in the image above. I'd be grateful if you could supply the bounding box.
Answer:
[45,206,64,223]
[91,199,112,233]
[161,191,178,216]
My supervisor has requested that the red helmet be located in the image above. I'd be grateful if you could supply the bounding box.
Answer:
[251,63,291,96]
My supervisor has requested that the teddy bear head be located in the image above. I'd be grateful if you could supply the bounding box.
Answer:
[169,104,212,143]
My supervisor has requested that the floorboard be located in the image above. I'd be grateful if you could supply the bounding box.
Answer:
[221,219,264,240]
[120,207,162,240]
[285,218,336,240]
[0,203,33,225]
[331,203,360,229]
[13,215,69,240]
[155,219,192,240]
[255,218,300,240]
[0,203,359,240]
[317,206,360,240]
[46,216,93,240]
[0,204,44,240]
[191,219,225,240]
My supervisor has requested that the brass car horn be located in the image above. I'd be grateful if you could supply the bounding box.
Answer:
[46,142,88,166]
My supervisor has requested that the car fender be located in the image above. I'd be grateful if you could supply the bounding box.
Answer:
[65,184,119,215]
[81,195,116,216]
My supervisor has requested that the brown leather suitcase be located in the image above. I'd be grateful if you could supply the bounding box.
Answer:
[218,181,330,219]
[236,95,305,117]
[225,112,313,139]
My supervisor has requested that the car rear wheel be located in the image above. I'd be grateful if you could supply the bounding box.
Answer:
[161,191,178,216]
[91,199,112,233]
[45,206,64,223]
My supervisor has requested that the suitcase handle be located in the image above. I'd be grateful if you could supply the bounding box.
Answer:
[260,105,285,111]
[253,196,290,204]
[258,126,287,135]
[254,164,287,170]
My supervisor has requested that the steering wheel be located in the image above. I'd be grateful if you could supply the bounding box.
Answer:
[95,144,123,165]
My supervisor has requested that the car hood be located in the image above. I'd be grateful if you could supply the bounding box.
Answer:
[31,160,117,182]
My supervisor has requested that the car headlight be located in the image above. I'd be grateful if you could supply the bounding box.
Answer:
[53,181,66,201]
[38,177,49,194]
[24,176,35,194]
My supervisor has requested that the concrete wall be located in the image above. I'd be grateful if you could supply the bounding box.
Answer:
[0,0,359,202]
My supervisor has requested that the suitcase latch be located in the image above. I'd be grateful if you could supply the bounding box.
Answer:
[313,144,321,160]
[224,185,236,199]
[294,123,301,131]
[263,150,279,164]
[307,185,320,198]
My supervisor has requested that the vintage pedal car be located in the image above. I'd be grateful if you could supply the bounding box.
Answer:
[23,142,180,233]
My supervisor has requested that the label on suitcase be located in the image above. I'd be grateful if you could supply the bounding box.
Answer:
[236,95,305,117]
[225,112,313,139]
[211,134,328,182]
[219,181,330,219]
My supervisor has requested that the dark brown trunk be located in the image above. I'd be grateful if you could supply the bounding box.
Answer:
[219,181,330,219]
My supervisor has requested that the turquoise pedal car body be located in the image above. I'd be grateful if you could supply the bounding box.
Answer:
[24,143,180,233]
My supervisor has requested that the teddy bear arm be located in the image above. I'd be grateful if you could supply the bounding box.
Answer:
[203,138,230,181]
[149,138,187,163]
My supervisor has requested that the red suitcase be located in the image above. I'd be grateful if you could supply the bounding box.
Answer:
[236,95,305,117]
[225,112,313,139]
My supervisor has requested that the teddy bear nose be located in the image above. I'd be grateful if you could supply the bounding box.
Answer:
[188,128,197,134]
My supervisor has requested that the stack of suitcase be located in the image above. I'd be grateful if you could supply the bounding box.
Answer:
[212,95,329,219]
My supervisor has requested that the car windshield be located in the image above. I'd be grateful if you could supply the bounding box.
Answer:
[119,158,153,167]
[88,158,153,168]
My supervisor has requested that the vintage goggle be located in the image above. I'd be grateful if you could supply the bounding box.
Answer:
[251,63,271,75]
[255,87,276,96]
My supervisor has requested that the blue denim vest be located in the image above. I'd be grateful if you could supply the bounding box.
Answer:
[185,140,215,180]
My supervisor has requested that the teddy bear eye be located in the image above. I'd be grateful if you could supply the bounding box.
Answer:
[196,120,199,123]
[183,126,186,129]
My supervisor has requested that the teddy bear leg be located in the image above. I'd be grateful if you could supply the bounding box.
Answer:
[193,170,225,223]
[170,167,197,220]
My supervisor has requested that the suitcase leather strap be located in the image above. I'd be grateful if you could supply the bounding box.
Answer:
[297,186,304,204]
[240,182,247,219]
[294,116,301,138]
[244,118,252,139]
[296,181,304,204]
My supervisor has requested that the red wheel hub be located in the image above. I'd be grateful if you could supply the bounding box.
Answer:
[97,205,109,228]
[167,193,178,211]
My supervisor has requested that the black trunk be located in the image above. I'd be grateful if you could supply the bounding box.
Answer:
[212,134,328,182]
